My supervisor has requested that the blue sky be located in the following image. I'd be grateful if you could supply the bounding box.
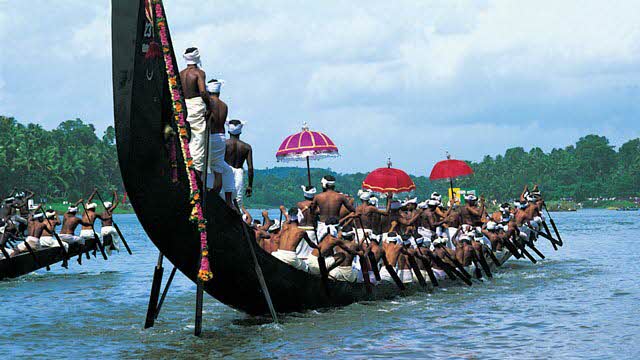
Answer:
[1,0,639,174]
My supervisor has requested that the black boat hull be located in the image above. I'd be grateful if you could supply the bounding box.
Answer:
[0,239,99,280]
[112,0,512,316]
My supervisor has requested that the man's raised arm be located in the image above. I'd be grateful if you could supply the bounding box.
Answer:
[246,146,254,197]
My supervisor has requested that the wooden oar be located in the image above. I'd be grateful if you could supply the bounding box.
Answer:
[484,245,502,266]
[39,208,69,268]
[311,218,330,282]
[538,222,561,249]
[381,255,406,290]
[352,225,373,293]
[510,233,537,264]
[429,252,472,286]
[144,252,164,329]
[543,204,563,246]
[355,216,381,281]
[406,254,428,289]
[474,244,492,278]
[441,248,472,280]
[79,202,108,260]
[415,247,439,286]
[95,190,132,255]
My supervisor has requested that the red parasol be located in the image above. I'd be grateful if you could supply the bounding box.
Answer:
[276,123,339,187]
[362,159,416,194]
[429,153,474,202]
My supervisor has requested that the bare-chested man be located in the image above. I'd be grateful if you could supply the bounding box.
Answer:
[329,230,363,282]
[99,191,121,254]
[271,207,319,272]
[307,176,356,240]
[460,194,486,227]
[224,119,253,208]
[37,209,62,249]
[354,190,390,239]
[80,192,101,253]
[13,211,44,256]
[180,47,211,179]
[204,79,235,209]
[379,232,408,282]
[305,218,357,275]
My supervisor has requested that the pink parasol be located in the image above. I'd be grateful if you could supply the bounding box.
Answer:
[276,123,339,187]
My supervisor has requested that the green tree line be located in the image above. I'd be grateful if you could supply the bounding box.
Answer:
[1,116,638,206]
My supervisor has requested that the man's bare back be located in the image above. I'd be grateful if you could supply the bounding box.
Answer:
[225,138,251,169]
[207,96,228,134]
[312,190,355,223]
[180,66,206,100]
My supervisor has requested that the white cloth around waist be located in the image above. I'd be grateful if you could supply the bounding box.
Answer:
[207,133,235,193]
[329,266,357,282]
[305,254,336,275]
[272,249,309,272]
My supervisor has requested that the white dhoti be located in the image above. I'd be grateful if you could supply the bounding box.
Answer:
[413,270,429,283]
[518,226,532,242]
[397,269,414,283]
[16,236,40,252]
[445,227,459,249]
[206,133,235,195]
[418,227,434,240]
[379,266,395,282]
[432,268,447,280]
[40,236,69,251]
[59,233,84,245]
[475,236,492,249]
[316,222,329,242]
[80,229,95,240]
[296,230,317,259]
[100,226,121,255]
[272,249,309,272]
[305,254,336,275]
[185,97,207,172]
[329,266,357,282]
[230,167,244,208]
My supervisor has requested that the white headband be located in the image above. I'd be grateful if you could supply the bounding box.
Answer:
[86,203,97,210]
[431,192,442,201]
[321,178,335,188]
[104,202,113,209]
[465,194,477,202]
[417,201,428,209]
[226,119,246,135]
[486,221,497,231]
[33,213,44,219]
[67,206,78,213]
[402,197,417,206]
[268,220,281,232]
[358,189,372,201]
[183,48,201,65]
[46,211,56,219]
[207,80,224,93]
[368,197,379,206]
[301,185,317,199]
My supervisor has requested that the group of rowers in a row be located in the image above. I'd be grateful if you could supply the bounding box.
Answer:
[0,189,122,262]
[242,176,552,286]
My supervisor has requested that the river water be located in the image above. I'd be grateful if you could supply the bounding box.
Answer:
[1,209,639,359]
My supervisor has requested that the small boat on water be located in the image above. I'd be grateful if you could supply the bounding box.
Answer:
[111,0,529,318]
[0,238,100,280]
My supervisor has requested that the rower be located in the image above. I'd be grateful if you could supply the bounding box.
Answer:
[379,232,405,282]
[271,207,319,272]
[180,47,210,181]
[205,79,235,209]
[14,212,44,256]
[460,194,486,228]
[355,190,390,239]
[481,221,503,251]
[395,235,416,283]
[416,199,441,239]
[296,185,318,256]
[59,202,85,248]
[224,119,253,209]
[38,210,64,249]
[80,196,100,253]
[99,191,121,254]
[329,230,362,282]
[305,219,356,275]
[308,176,356,240]
[398,198,421,234]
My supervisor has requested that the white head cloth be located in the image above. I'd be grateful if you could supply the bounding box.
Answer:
[387,234,401,243]
[183,48,201,65]
[465,194,477,202]
[327,224,338,238]
[226,119,246,135]
[45,210,56,219]
[486,221,498,231]
[369,197,379,206]
[301,185,317,199]
[33,213,44,220]
[268,220,281,232]
[418,201,428,209]
[207,79,224,94]
[104,202,113,209]
[402,197,417,207]
[321,177,335,189]
[358,189,372,201]
[431,192,442,201]
[86,203,97,210]
[427,199,439,207]
[67,206,78,213]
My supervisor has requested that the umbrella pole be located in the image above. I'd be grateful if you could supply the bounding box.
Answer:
[306,156,312,188]
[449,178,455,205]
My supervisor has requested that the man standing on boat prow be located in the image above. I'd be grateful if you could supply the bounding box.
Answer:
[307,176,356,240]
[180,47,210,182]
[205,79,235,209]
[224,119,253,209]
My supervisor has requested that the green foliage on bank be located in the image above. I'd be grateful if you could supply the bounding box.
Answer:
[1,116,638,207]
